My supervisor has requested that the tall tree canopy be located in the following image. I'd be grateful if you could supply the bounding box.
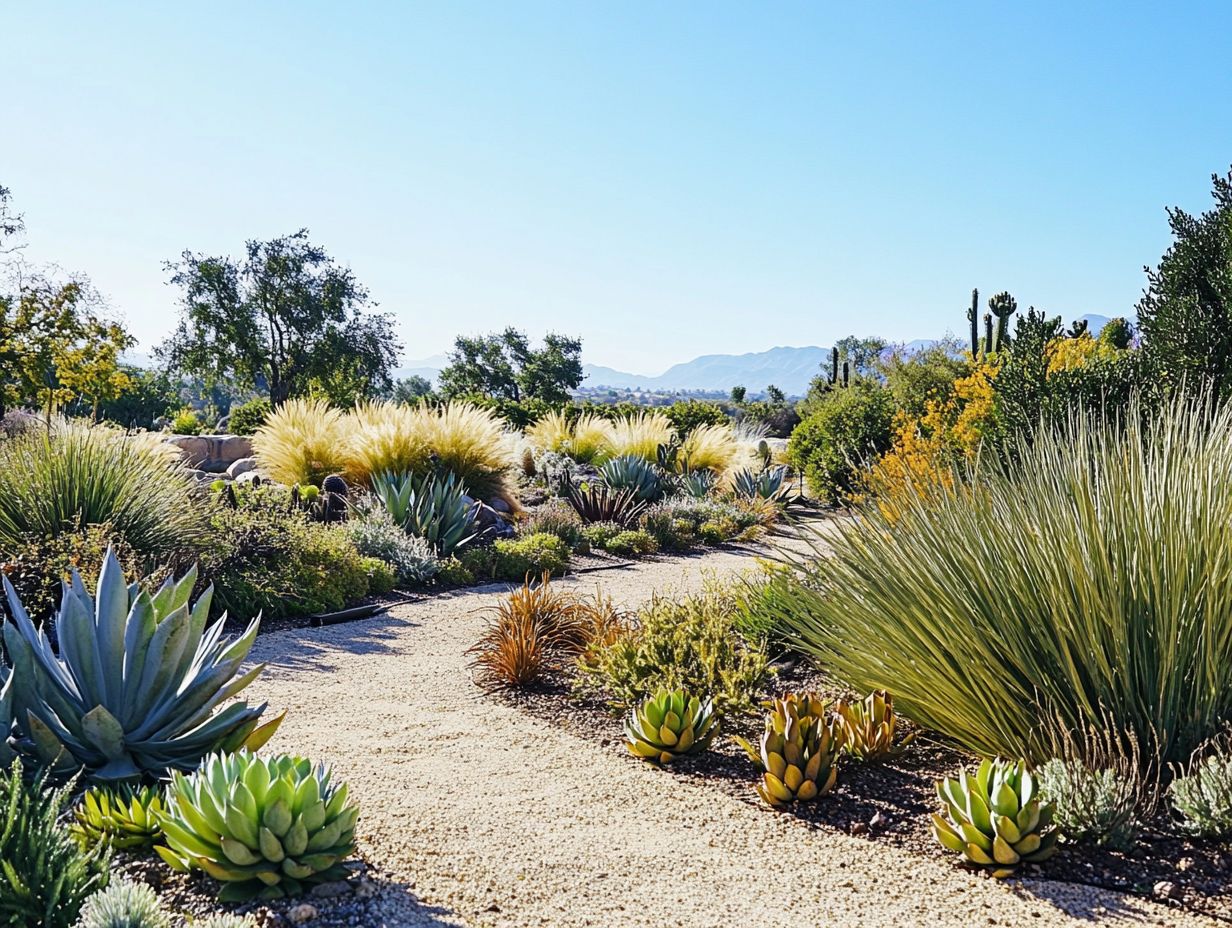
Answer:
[438,327,582,405]
[160,230,400,406]
[1138,167,1232,400]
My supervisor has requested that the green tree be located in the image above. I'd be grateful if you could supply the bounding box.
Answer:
[729,385,747,405]
[388,374,436,404]
[880,338,969,419]
[834,335,888,376]
[1099,317,1133,350]
[1138,167,1232,399]
[438,327,582,404]
[160,230,400,407]
[663,398,728,435]
[788,380,894,503]
[0,184,24,252]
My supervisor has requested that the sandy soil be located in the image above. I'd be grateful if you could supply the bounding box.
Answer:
[245,540,1218,928]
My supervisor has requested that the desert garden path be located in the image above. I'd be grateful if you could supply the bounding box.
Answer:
[245,536,1216,928]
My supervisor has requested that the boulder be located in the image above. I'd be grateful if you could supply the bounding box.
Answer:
[227,456,259,479]
[163,434,254,472]
[489,497,512,514]
[163,435,211,466]
[472,502,516,544]
[235,471,263,486]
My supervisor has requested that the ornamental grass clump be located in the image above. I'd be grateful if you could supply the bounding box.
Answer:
[252,398,350,487]
[606,412,675,462]
[767,395,1232,765]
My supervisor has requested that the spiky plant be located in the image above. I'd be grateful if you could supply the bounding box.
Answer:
[570,414,617,464]
[599,455,665,502]
[343,401,434,485]
[1,549,278,782]
[251,398,351,487]
[675,470,717,498]
[834,690,914,761]
[0,668,13,768]
[564,483,648,527]
[0,421,205,559]
[606,412,676,462]
[730,464,791,501]
[77,878,170,928]
[468,574,593,690]
[194,916,259,928]
[624,689,718,763]
[158,752,358,902]
[736,693,844,806]
[71,785,165,851]
[371,470,477,556]
[0,760,109,928]
[932,759,1060,877]
[766,395,1232,764]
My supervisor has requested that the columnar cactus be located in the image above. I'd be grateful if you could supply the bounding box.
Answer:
[967,288,981,359]
[989,291,1018,353]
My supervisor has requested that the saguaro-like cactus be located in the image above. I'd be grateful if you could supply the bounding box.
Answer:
[967,289,980,359]
[989,292,1018,353]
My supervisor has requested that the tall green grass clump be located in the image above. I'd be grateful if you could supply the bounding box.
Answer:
[0,422,205,559]
[769,396,1232,764]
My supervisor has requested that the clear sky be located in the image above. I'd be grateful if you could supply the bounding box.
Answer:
[5,2,1231,374]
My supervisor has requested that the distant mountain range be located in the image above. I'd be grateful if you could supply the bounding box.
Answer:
[377,314,1119,399]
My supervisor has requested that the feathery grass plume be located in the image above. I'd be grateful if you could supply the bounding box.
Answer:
[251,397,350,486]
[607,411,675,462]
[525,409,574,454]
[676,422,741,475]
[570,414,617,464]
[0,420,205,558]
[765,393,1232,765]
[421,401,518,505]
[343,401,433,485]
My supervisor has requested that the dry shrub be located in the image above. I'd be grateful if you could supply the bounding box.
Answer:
[469,576,628,690]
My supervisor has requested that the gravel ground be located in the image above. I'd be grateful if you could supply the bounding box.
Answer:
[243,539,1222,928]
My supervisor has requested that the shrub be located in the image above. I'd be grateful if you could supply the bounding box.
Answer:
[662,399,728,436]
[0,761,109,928]
[202,503,370,619]
[580,521,624,551]
[492,533,571,582]
[344,505,440,587]
[787,381,894,503]
[607,412,675,461]
[2,549,276,781]
[361,556,396,594]
[578,581,771,716]
[434,556,474,586]
[158,752,358,901]
[227,397,271,435]
[252,397,351,486]
[1038,760,1138,850]
[171,408,204,435]
[371,470,477,556]
[521,501,585,550]
[0,422,205,561]
[468,575,594,689]
[769,395,1232,764]
[698,517,740,544]
[1171,731,1232,838]
[602,529,658,557]
[78,879,169,928]
[0,524,164,628]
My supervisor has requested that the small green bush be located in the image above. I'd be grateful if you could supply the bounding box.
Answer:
[201,501,370,618]
[435,556,475,586]
[492,533,571,581]
[78,878,169,928]
[602,529,658,557]
[171,408,204,435]
[521,501,585,550]
[227,397,272,436]
[787,381,894,503]
[1171,736,1232,838]
[698,517,740,544]
[0,761,109,928]
[361,557,396,595]
[1037,759,1138,850]
[580,521,623,551]
[578,581,771,717]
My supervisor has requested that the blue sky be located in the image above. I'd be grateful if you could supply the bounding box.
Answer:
[5,2,1231,374]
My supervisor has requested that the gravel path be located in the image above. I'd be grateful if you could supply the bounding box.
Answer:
[246,542,1216,928]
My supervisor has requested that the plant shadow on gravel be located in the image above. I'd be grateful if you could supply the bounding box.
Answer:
[248,610,428,674]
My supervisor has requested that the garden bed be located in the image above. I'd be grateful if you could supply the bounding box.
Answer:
[505,662,1232,923]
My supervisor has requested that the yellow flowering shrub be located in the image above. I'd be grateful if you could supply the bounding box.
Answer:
[1045,334,1119,375]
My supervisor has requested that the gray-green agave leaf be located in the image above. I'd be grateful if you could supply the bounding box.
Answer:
[1,547,272,782]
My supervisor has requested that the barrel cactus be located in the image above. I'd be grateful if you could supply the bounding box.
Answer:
[834,690,914,761]
[932,758,1060,877]
[1,548,278,782]
[157,752,359,901]
[71,784,165,851]
[625,689,718,764]
[737,692,844,807]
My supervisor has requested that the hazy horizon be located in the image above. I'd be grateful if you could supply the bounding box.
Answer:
[5,3,1229,371]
